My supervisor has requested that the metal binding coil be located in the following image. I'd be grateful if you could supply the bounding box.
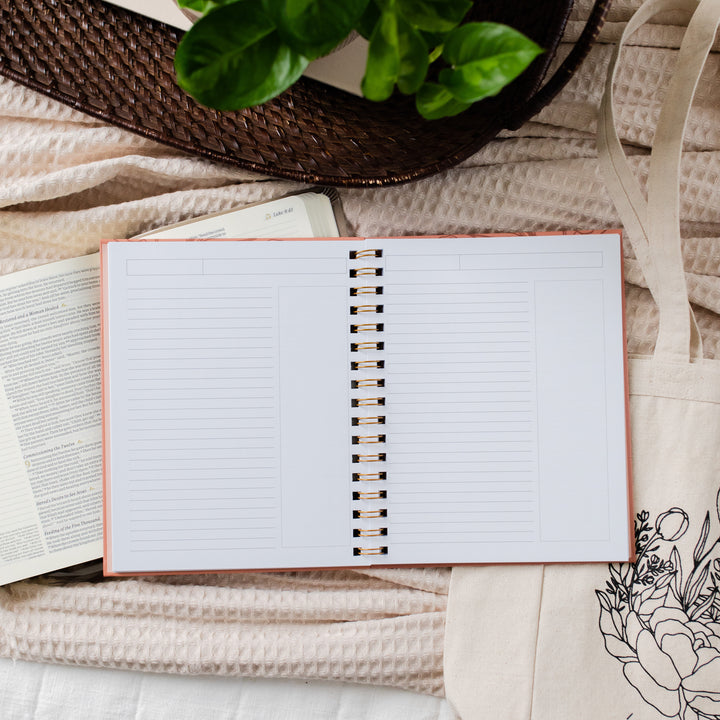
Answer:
[350,323,384,333]
[352,472,387,481]
[350,341,384,352]
[350,247,388,558]
[352,434,386,444]
[352,490,387,500]
[351,359,384,370]
[353,509,387,518]
[351,378,385,388]
[350,304,384,314]
[353,528,388,537]
[349,249,383,259]
[352,453,386,463]
[350,286,383,296]
[350,267,383,278]
[353,547,388,556]
[351,416,386,425]
[351,397,385,407]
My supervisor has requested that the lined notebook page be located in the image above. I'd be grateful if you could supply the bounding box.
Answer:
[370,234,629,564]
[104,240,359,573]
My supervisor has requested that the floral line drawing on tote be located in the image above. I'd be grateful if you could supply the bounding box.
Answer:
[596,491,720,719]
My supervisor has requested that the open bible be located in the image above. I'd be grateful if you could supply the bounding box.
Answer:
[0,192,337,585]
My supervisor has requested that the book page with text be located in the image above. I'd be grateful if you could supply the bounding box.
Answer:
[103,239,361,573]
[367,234,629,564]
[139,193,338,240]
[0,254,103,586]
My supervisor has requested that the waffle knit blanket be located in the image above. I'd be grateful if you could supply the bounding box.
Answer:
[0,0,719,698]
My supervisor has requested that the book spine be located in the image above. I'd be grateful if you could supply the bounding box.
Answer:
[348,248,388,557]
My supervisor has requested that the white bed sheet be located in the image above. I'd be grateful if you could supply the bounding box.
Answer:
[0,658,457,720]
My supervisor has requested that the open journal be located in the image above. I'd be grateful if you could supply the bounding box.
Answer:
[101,232,632,575]
[0,192,337,586]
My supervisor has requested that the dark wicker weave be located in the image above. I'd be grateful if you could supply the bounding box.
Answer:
[0,0,610,187]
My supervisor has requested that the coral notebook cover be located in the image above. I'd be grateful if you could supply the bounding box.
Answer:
[101,232,632,576]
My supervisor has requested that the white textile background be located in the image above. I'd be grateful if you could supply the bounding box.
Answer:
[0,658,455,720]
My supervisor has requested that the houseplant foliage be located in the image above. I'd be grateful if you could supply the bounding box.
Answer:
[174,0,544,119]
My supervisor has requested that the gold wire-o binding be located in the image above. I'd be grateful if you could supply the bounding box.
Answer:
[350,286,383,296]
[351,397,385,407]
[350,342,384,352]
[352,471,387,481]
[351,378,385,389]
[352,453,387,463]
[351,416,386,426]
[348,250,387,554]
[351,360,385,370]
[350,267,383,278]
[353,528,388,537]
[349,249,383,259]
[353,546,388,556]
[350,323,384,333]
[352,490,387,500]
[352,434,386,444]
[350,304,384,314]
[353,509,387,518]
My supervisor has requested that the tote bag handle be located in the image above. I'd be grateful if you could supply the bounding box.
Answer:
[597,0,720,363]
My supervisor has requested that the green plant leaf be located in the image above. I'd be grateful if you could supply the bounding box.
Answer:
[427,43,443,63]
[362,5,429,100]
[262,0,370,59]
[439,22,543,103]
[174,1,308,110]
[361,8,400,101]
[397,17,429,94]
[421,30,446,53]
[177,0,241,13]
[396,0,472,32]
[415,82,471,119]
[356,0,381,39]
[177,0,213,12]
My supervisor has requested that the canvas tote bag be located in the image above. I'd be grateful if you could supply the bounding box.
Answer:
[443,0,720,717]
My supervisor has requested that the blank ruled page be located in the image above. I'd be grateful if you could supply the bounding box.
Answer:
[372,234,630,564]
[103,239,359,573]
[383,280,537,546]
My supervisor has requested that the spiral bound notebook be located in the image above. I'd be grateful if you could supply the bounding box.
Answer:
[100,233,632,575]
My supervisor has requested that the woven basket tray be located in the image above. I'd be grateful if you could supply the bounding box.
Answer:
[0,0,610,187]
